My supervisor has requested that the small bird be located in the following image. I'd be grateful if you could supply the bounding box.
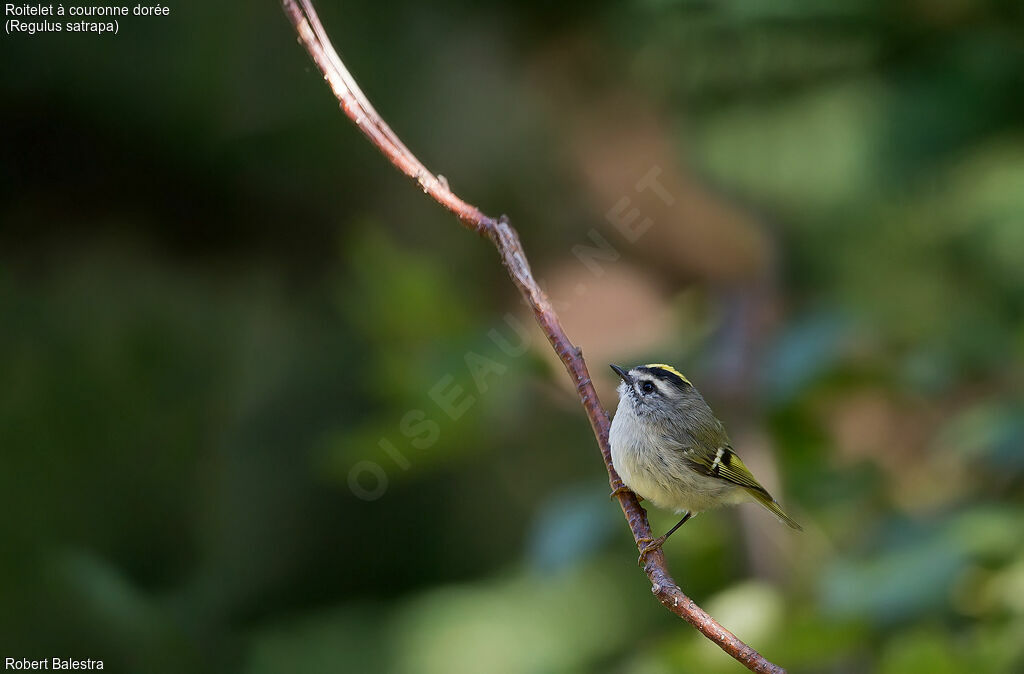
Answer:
[608,363,801,560]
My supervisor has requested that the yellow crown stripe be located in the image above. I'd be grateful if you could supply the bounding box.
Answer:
[644,363,691,385]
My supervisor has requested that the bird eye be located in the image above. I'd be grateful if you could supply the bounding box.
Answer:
[640,381,655,394]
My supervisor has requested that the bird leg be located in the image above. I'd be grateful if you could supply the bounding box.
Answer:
[637,512,691,565]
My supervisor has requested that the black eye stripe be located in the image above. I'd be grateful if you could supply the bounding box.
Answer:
[640,381,655,394]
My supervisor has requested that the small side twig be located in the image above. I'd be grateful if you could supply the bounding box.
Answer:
[281,2,785,672]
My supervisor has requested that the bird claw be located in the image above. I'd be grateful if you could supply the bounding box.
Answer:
[636,535,667,566]
[609,485,642,501]
[609,485,631,499]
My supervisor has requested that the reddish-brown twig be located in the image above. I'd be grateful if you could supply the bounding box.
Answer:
[281,2,785,672]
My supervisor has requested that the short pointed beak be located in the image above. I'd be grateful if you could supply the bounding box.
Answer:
[610,364,632,385]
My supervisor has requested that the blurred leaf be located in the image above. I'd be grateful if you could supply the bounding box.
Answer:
[933,401,1024,476]
[693,79,886,209]
[878,627,966,674]
[525,483,618,574]
[760,312,856,404]
[822,519,968,623]
[246,605,390,674]
[389,564,642,674]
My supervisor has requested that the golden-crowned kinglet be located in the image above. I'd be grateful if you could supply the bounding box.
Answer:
[609,363,801,559]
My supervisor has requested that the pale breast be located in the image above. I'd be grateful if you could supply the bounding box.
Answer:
[610,409,745,514]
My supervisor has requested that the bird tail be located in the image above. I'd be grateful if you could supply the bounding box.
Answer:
[746,488,803,531]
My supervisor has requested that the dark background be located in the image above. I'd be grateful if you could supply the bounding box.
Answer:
[2,1,1023,672]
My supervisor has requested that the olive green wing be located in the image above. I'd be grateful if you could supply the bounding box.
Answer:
[683,444,803,531]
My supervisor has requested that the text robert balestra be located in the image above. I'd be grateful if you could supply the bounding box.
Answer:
[4,658,103,670]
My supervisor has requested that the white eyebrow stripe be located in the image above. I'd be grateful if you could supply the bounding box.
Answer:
[651,378,675,397]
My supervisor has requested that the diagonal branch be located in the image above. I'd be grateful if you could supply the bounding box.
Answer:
[281,2,785,672]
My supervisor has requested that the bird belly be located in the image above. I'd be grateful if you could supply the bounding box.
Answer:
[611,413,743,514]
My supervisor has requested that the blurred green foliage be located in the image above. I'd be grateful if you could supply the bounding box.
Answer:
[2,1,1023,672]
